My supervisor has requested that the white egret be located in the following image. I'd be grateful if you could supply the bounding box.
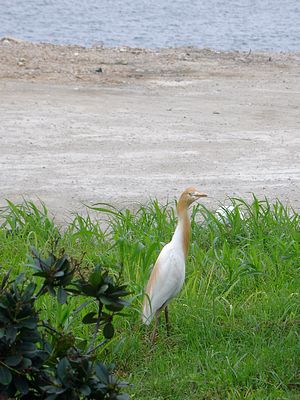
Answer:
[142,187,207,341]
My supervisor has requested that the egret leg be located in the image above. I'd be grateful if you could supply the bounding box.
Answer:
[164,306,171,336]
[150,311,160,343]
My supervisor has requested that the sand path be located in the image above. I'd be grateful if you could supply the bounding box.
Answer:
[0,39,299,220]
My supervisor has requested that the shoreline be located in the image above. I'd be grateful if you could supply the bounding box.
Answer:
[3,35,300,52]
[1,37,300,84]
[0,38,299,220]
[2,35,300,53]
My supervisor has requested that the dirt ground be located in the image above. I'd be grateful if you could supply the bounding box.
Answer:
[0,37,299,222]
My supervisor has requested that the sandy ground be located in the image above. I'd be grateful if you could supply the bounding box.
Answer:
[0,37,299,221]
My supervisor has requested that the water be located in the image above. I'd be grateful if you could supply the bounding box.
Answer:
[1,0,300,51]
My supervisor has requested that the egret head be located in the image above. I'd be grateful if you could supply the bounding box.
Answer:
[179,187,207,207]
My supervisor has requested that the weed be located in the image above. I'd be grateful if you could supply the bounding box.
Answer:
[0,197,299,399]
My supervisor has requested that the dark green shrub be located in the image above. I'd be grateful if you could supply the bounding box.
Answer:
[0,248,130,399]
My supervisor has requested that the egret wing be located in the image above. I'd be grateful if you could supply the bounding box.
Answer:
[142,243,185,324]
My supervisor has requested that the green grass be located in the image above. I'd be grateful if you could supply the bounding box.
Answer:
[0,197,299,399]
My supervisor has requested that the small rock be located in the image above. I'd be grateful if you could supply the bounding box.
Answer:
[2,39,11,45]
[95,67,103,73]
[1,36,24,44]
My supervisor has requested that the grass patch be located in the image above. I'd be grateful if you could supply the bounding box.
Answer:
[0,197,299,399]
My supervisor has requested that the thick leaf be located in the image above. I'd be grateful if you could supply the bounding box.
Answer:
[19,328,40,342]
[80,384,91,396]
[99,295,113,305]
[18,342,36,353]
[116,394,130,400]
[114,298,129,306]
[97,284,109,295]
[57,357,72,386]
[57,287,67,305]
[27,263,42,271]
[23,282,36,301]
[110,289,130,297]
[30,246,39,258]
[0,268,12,290]
[60,272,74,286]
[82,311,97,324]
[103,323,114,339]
[20,357,32,369]
[47,285,56,297]
[105,303,124,312]
[33,350,50,368]
[45,255,55,268]
[95,363,109,384]
[118,380,129,387]
[102,274,114,286]
[55,255,69,270]
[20,317,37,329]
[54,271,65,278]
[0,365,12,385]
[33,271,48,277]
[14,375,29,395]
[43,384,66,395]
[5,354,22,366]
[8,289,17,303]
[64,287,80,295]
[81,284,97,297]
[6,325,18,343]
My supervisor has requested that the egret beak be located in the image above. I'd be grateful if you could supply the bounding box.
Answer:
[195,192,208,198]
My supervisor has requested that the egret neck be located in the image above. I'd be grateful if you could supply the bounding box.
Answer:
[172,199,191,259]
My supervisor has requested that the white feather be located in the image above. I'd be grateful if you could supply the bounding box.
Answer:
[215,205,245,224]
[142,235,185,325]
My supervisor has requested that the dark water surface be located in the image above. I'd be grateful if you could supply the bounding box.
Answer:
[1,0,300,50]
